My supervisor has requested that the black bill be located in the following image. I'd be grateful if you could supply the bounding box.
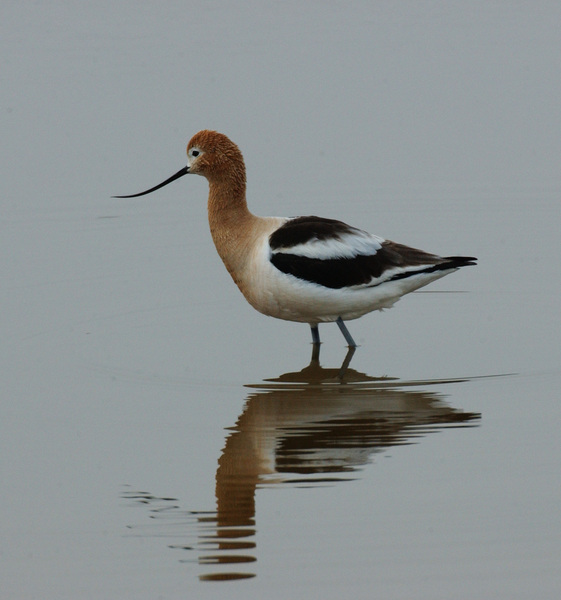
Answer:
[113,166,189,198]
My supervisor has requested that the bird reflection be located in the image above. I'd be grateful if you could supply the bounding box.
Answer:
[121,352,480,582]
[197,354,480,581]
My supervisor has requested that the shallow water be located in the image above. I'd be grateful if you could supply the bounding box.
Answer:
[123,369,484,583]
[2,3,561,599]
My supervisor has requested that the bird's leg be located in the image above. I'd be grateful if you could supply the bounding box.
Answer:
[311,343,320,363]
[310,324,321,345]
[336,317,357,348]
[310,324,321,362]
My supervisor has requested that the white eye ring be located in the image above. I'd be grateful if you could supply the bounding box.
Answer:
[190,148,201,157]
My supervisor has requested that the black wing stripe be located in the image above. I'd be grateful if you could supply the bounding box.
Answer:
[269,216,358,250]
[270,241,476,290]
[271,253,382,289]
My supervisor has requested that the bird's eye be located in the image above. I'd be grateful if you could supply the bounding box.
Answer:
[191,149,200,157]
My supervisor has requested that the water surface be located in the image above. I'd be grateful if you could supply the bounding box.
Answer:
[2,3,560,599]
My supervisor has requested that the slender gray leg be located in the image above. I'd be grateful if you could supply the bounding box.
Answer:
[336,317,357,348]
[310,324,321,345]
[311,341,320,363]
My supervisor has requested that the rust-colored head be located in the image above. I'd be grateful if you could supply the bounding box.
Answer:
[187,130,246,184]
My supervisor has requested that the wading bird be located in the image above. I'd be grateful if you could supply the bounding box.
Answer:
[114,130,476,349]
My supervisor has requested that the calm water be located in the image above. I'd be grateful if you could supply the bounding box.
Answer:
[2,3,560,599]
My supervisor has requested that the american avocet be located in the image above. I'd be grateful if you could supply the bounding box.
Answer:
[115,130,476,348]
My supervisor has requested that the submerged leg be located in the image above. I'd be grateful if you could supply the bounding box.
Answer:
[336,317,357,348]
[310,324,321,345]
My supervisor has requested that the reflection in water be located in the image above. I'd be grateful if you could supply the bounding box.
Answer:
[122,354,480,582]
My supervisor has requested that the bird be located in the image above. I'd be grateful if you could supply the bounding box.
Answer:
[114,130,476,348]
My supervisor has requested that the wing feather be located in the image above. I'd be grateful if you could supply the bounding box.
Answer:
[269,216,476,290]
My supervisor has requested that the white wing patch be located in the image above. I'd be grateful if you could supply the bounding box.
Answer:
[273,227,385,260]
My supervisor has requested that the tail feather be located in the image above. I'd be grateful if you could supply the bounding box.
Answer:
[387,255,476,284]
[441,256,478,269]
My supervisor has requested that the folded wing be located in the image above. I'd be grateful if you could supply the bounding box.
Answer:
[269,216,476,290]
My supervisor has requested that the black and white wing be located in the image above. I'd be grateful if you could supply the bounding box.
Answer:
[269,216,476,290]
